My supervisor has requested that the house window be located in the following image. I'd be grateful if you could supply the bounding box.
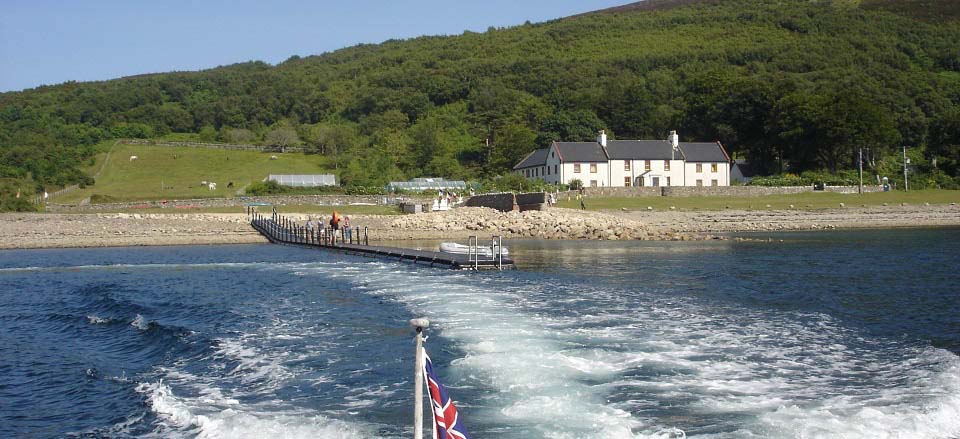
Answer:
[712,179,719,186]
[696,163,703,173]
[525,169,529,177]
[664,160,670,171]
[574,163,581,173]
[666,177,671,186]
[696,179,703,187]
[590,180,598,187]
[653,177,660,187]
[624,177,631,187]
[590,163,597,173]
[624,161,631,171]
[546,166,550,176]
[554,165,558,174]
[645,160,651,171]
[711,163,718,173]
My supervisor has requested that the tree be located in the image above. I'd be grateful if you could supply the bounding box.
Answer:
[220,127,255,144]
[265,126,300,152]
[491,123,537,171]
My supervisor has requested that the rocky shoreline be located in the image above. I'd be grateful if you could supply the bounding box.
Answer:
[0,204,957,249]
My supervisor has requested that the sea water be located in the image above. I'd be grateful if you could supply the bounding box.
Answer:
[0,228,958,438]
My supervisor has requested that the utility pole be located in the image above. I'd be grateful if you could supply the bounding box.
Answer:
[903,145,909,192]
[858,148,863,195]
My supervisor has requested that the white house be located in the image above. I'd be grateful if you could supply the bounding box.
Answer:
[514,130,730,187]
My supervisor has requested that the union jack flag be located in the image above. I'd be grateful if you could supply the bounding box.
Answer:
[423,349,471,439]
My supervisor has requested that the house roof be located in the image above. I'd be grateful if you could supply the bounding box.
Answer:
[512,148,549,170]
[605,140,683,160]
[678,142,730,162]
[553,142,608,162]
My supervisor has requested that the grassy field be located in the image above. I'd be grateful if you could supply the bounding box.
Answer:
[556,190,960,211]
[58,144,333,203]
[87,204,403,215]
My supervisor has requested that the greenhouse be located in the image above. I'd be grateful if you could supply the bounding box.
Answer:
[267,174,337,187]
[386,177,467,192]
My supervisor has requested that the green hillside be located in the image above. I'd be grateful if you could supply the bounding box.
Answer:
[1,0,959,207]
[54,144,332,203]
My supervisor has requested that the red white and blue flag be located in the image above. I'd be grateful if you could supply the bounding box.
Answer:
[423,349,471,439]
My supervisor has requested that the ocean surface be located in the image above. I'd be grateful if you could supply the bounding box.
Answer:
[1,228,958,438]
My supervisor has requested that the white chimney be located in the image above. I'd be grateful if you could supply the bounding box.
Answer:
[598,130,607,147]
[669,130,679,160]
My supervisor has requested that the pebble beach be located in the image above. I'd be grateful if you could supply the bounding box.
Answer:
[1,203,958,250]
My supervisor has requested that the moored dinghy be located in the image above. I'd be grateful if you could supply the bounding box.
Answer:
[440,242,509,257]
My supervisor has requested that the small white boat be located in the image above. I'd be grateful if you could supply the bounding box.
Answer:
[440,242,509,257]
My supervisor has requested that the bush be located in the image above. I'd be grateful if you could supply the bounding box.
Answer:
[748,174,806,187]
[245,180,386,196]
[479,173,563,193]
[749,170,860,187]
[89,194,120,204]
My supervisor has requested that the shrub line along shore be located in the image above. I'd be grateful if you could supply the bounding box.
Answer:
[1,203,958,250]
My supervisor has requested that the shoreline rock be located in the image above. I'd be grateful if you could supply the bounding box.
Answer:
[0,203,957,249]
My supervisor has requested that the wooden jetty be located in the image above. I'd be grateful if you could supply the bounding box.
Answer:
[248,208,514,270]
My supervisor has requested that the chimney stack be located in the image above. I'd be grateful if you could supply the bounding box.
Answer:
[669,130,679,160]
[598,130,607,147]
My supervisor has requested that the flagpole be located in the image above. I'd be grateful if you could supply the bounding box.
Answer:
[411,318,429,439]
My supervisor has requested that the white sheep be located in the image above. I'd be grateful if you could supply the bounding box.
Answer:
[129,155,138,162]
[208,182,217,191]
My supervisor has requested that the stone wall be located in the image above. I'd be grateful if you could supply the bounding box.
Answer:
[46,194,432,212]
[823,185,884,194]
[515,192,547,211]
[465,192,517,212]
[661,185,883,197]
[661,186,809,197]
[581,187,662,197]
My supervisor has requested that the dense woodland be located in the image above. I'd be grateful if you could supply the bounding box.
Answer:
[2,0,960,206]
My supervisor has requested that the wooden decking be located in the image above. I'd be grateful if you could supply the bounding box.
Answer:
[249,211,514,270]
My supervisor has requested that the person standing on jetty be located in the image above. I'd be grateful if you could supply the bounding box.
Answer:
[330,211,341,231]
[329,211,341,244]
[343,216,351,242]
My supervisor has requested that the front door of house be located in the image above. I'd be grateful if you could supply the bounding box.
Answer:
[652,177,660,187]
[636,177,644,187]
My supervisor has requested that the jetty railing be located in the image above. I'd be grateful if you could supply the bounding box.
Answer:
[246,206,365,249]
[247,206,512,270]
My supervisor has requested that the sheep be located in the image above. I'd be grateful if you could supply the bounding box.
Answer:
[129,155,138,162]
[208,182,217,191]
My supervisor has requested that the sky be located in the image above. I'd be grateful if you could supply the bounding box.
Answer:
[0,0,631,93]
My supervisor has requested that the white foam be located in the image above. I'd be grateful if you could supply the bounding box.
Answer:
[137,380,369,439]
[754,348,960,439]
[131,314,149,330]
[345,261,960,438]
[87,314,110,324]
[353,266,685,437]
